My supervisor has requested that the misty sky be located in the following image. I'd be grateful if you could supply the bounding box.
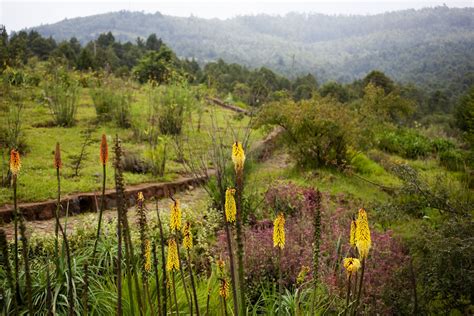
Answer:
[1,0,473,32]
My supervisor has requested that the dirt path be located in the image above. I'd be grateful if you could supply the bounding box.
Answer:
[0,186,207,239]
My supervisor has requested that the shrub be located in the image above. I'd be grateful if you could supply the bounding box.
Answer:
[148,83,195,135]
[90,86,132,128]
[144,136,168,177]
[42,71,80,127]
[378,129,432,159]
[255,97,360,168]
[430,138,456,153]
[439,149,465,171]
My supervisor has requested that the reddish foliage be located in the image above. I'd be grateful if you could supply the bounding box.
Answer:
[216,182,410,313]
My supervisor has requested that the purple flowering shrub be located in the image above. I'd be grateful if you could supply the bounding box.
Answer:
[216,181,410,312]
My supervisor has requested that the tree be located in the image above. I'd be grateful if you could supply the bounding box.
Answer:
[76,48,94,70]
[363,70,395,95]
[145,33,163,51]
[133,46,176,84]
[455,86,474,146]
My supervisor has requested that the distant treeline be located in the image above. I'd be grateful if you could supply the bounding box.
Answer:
[0,26,463,114]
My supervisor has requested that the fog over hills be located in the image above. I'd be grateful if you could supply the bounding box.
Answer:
[30,6,474,93]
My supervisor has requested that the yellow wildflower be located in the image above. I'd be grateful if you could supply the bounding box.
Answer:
[9,149,21,176]
[273,212,286,249]
[343,257,361,277]
[144,239,151,272]
[355,208,371,259]
[296,265,310,285]
[225,188,236,223]
[100,134,108,165]
[349,219,357,248]
[231,141,245,173]
[182,222,193,250]
[170,199,182,231]
[166,239,180,272]
[217,258,225,275]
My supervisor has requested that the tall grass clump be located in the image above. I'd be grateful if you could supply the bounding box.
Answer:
[43,71,80,127]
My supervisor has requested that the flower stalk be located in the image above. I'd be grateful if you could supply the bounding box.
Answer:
[92,134,108,261]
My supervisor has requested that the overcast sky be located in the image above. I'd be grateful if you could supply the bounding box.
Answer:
[1,0,472,32]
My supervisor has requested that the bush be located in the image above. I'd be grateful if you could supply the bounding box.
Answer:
[42,71,80,127]
[439,149,465,171]
[378,129,432,159]
[90,86,132,128]
[148,83,195,135]
[255,97,359,168]
[431,137,456,153]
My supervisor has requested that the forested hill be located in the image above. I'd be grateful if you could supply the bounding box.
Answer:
[31,6,474,95]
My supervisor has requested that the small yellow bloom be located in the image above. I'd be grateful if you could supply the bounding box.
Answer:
[349,219,357,248]
[219,278,229,299]
[9,149,21,176]
[231,141,245,173]
[100,134,108,165]
[170,200,182,232]
[273,212,286,249]
[182,222,193,250]
[225,188,236,223]
[343,257,361,277]
[137,192,145,204]
[54,143,62,169]
[144,239,151,272]
[355,208,371,259]
[296,265,310,285]
[166,239,180,272]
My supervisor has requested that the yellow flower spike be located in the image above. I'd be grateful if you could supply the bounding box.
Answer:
[100,134,108,165]
[182,222,193,250]
[137,192,145,203]
[231,141,245,173]
[355,208,371,259]
[343,257,361,277]
[225,188,237,223]
[9,149,21,176]
[54,143,62,169]
[170,199,182,232]
[166,239,180,272]
[273,212,286,249]
[144,239,151,272]
[349,219,357,248]
[219,278,230,299]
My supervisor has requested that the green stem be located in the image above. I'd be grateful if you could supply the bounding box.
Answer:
[278,247,282,316]
[56,168,75,316]
[152,242,162,316]
[235,169,246,314]
[19,213,32,312]
[354,258,366,315]
[344,275,352,316]
[172,271,180,316]
[156,202,167,316]
[12,176,20,307]
[92,164,106,261]
[177,238,192,314]
[187,249,200,315]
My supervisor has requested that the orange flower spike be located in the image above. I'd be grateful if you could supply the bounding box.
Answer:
[54,143,62,169]
[100,134,108,165]
[10,149,21,176]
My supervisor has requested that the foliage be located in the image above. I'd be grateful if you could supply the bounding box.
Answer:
[455,86,474,146]
[42,68,80,127]
[133,46,177,84]
[255,97,359,168]
[378,128,432,159]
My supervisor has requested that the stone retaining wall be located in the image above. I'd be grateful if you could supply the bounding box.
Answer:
[0,174,208,223]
